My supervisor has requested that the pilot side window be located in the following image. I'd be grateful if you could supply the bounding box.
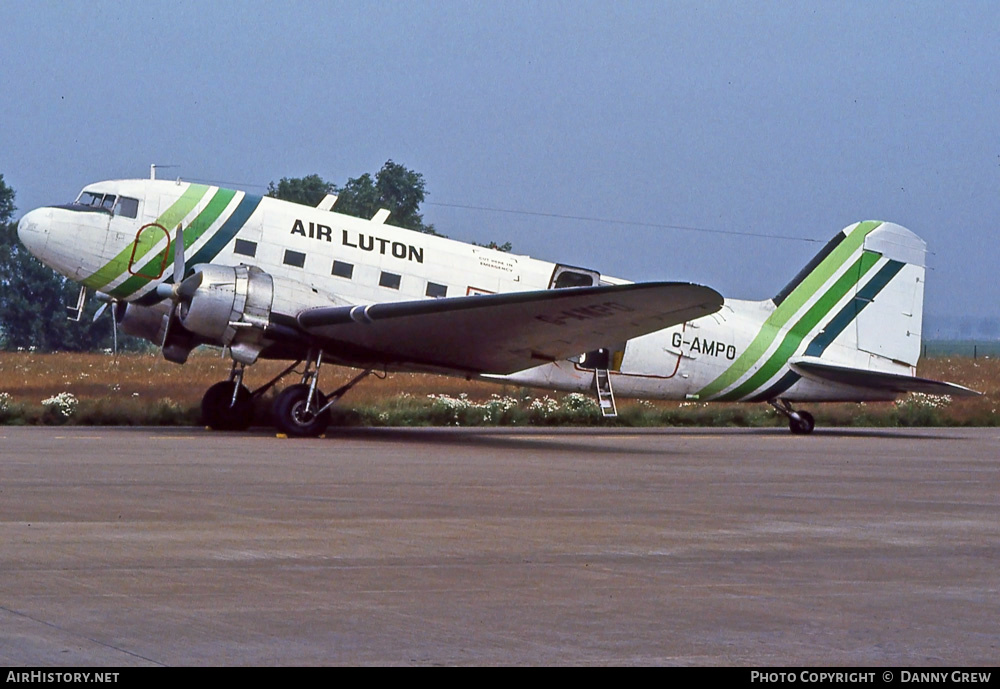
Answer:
[379,271,401,290]
[426,282,447,298]
[114,197,139,219]
[234,239,257,257]
[332,260,353,279]
[283,249,306,268]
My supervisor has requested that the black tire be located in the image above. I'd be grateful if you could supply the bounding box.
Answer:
[201,381,254,431]
[789,410,815,435]
[272,384,331,437]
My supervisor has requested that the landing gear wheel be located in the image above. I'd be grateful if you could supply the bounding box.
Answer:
[201,381,254,431]
[272,384,331,437]
[789,410,815,435]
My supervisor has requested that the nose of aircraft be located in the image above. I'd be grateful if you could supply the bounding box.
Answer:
[16,207,51,258]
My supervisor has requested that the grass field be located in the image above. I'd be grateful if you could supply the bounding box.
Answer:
[0,350,996,427]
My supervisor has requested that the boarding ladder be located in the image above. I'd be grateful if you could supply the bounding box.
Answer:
[593,368,618,418]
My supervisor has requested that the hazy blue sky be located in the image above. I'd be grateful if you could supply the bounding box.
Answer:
[2,1,997,327]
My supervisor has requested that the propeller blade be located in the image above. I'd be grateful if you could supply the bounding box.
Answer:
[176,270,204,300]
[173,223,185,283]
[93,302,108,322]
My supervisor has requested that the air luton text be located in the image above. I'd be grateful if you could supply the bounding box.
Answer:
[290,220,424,263]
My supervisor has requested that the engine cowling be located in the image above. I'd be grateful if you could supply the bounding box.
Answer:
[177,264,275,364]
[118,302,164,342]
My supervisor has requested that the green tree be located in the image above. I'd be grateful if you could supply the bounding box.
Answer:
[0,173,14,224]
[333,160,439,234]
[269,161,439,235]
[266,174,337,207]
[0,175,123,352]
[269,161,514,248]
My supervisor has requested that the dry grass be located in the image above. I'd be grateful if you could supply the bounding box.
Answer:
[0,350,996,426]
[0,351,515,405]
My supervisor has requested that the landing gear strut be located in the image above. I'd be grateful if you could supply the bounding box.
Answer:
[769,399,815,435]
[200,350,373,437]
[270,350,373,437]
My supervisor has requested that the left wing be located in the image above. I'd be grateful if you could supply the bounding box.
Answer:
[296,282,723,374]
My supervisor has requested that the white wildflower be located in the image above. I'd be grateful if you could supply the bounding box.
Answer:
[41,392,78,419]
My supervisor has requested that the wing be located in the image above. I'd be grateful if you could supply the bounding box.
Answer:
[296,282,723,374]
[789,358,981,397]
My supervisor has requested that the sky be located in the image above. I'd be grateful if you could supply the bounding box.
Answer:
[2,1,997,332]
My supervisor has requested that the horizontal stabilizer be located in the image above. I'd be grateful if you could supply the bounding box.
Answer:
[789,358,980,397]
[297,282,723,374]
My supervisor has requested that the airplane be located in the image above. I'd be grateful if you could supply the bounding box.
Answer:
[15,172,978,436]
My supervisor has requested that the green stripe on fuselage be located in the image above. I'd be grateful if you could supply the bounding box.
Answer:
[717,250,881,401]
[81,184,210,290]
[109,187,237,298]
[696,221,882,399]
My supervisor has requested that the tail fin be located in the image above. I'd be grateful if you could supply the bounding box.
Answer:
[772,220,925,368]
[700,221,978,402]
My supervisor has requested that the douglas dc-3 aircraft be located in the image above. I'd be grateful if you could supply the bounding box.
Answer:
[16,174,977,436]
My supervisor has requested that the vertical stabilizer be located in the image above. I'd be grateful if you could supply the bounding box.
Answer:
[699,220,929,402]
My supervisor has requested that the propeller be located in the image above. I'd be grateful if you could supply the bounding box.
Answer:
[156,223,187,348]
[155,223,206,353]
[156,222,187,301]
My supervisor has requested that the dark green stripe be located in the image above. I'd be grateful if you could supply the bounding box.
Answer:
[803,260,905,357]
[717,251,881,401]
[697,221,882,399]
[184,193,262,267]
[746,259,907,402]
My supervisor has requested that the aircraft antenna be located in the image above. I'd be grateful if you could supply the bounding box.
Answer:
[150,164,179,181]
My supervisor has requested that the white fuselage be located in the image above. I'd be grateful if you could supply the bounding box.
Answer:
[18,179,926,405]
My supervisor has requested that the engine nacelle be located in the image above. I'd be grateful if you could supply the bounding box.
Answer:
[177,264,275,364]
[118,302,165,343]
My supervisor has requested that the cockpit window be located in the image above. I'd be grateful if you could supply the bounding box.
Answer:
[76,191,110,208]
[71,191,139,218]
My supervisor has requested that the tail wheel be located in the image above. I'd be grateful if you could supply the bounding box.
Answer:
[789,411,815,435]
[201,381,254,431]
[272,384,331,437]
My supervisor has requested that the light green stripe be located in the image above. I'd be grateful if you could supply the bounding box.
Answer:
[81,184,210,290]
[109,188,237,298]
[697,221,881,399]
[718,251,881,401]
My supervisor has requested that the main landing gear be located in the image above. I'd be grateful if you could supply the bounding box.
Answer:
[768,399,815,435]
[199,349,373,437]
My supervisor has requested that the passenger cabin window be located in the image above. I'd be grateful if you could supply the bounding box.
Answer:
[234,239,257,257]
[332,260,353,279]
[283,249,306,268]
[426,282,447,298]
[379,271,401,290]
[553,271,594,288]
